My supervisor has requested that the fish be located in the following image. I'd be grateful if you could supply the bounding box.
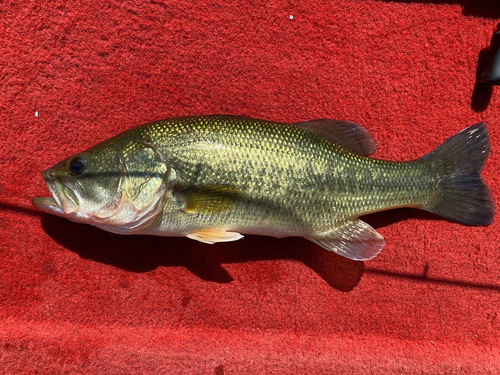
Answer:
[32,115,494,261]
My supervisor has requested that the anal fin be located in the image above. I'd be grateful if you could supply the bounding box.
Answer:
[308,220,385,261]
[187,229,244,244]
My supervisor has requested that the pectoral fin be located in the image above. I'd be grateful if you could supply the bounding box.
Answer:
[187,229,244,244]
[175,184,243,214]
[308,220,385,261]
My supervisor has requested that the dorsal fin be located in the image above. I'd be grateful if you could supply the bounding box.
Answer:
[295,120,377,155]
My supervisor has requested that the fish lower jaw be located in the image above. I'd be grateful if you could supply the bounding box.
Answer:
[33,195,81,215]
[32,196,66,215]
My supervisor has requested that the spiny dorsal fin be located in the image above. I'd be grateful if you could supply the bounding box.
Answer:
[175,184,243,214]
[295,119,377,155]
[308,220,385,261]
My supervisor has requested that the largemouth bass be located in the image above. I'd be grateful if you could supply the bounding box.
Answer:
[32,116,494,261]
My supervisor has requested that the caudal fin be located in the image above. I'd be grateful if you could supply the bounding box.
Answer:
[422,122,494,225]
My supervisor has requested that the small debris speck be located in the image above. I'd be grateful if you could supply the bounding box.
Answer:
[35,111,39,118]
[289,15,293,20]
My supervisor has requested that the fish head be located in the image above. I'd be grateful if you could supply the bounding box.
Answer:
[33,140,171,233]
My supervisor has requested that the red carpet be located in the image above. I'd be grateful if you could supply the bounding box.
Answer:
[1,1,500,373]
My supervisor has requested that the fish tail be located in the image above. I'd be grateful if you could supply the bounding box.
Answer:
[422,122,494,225]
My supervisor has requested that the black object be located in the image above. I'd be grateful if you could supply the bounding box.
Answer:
[479,24,500,85]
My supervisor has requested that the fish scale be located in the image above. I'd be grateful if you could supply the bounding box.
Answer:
[135,117,432,233]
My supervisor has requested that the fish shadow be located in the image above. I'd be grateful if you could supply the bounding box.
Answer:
[40,208,442,292]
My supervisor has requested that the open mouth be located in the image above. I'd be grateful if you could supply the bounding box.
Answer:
[32,169,79,216]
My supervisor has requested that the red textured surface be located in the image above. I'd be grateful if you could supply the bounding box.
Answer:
[1,1,500,373]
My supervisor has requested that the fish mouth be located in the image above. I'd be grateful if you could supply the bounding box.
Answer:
[32,196,64,215]
[32,169,80,216]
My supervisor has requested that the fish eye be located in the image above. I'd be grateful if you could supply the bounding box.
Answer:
[67,155,88,176]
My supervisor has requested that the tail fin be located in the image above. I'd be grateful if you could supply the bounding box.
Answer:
[422,122,494,225]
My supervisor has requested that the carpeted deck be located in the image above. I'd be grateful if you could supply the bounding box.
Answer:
[1,1,499,373]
